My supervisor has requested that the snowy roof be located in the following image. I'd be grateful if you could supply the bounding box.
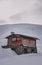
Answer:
[6,33,39,40]
[19,34,38,40]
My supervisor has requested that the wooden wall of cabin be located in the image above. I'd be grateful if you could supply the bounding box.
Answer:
[7,36,22,46]
[21,37,36,47]
[7,36,36,47]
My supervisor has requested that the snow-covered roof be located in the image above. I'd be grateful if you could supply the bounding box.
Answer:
[6,33,39,40]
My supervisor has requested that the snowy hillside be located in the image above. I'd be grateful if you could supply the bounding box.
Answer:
[0,24,42,65]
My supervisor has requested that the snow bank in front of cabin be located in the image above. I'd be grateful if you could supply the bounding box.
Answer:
[0,53,42,65]
[0,42,42,65]
[0,46,17,59]
[0,44,42,65]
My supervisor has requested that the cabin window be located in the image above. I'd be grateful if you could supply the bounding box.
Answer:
[12,38,16,41]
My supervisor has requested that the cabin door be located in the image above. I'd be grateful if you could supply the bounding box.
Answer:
[24,48,27,53]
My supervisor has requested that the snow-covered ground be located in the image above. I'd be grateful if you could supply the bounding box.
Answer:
[0,24,42,65]
[0,53,42,65]
[0,47,17,59]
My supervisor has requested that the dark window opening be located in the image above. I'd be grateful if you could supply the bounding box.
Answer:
[32,48,34,52]
[24,48,27,53]
[31,47,37,53]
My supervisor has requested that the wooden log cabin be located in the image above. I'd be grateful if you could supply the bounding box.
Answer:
[2,32,38,55]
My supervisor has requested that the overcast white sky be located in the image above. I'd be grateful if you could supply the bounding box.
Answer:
[0,0,42,25]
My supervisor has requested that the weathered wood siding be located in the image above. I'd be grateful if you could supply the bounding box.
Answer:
[7,36,36,47]
[7,37,22,46]
[21,38,36,47]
